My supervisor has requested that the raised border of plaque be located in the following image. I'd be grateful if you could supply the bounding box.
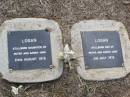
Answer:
[71,20,130,80]
[0,18,63,83]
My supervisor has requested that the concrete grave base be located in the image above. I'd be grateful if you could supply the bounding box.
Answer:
[71,20,130,81]
[0,18,63,83]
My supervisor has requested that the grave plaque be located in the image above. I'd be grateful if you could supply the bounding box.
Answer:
[71,20,130,80]
[0,18,63,83]
[81,31,124,69]
[8,30,52,70]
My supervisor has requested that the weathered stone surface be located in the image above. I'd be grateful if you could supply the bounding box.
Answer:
[71,20,130,80]
[0,18,63,83]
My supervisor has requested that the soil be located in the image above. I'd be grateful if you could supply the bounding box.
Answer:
[0,0,130,97]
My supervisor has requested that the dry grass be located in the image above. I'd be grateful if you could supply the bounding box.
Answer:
[0,0,130,97]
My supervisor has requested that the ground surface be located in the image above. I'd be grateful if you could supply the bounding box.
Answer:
[0,0,130,97]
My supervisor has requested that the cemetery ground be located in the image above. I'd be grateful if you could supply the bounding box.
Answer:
[0,0,130,97]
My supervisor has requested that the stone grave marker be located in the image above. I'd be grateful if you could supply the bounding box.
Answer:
[71,20,130,80]
[0,18,63,83]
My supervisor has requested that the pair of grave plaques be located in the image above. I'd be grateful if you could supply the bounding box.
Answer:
[0,18,130,83]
